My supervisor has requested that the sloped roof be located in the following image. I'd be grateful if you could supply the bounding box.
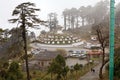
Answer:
[34,51,60,61]
[87,50,102,55]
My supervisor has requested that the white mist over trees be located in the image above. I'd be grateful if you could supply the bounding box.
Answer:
[62,0,109,30]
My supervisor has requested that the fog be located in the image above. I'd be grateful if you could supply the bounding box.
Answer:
[0,0,119,29]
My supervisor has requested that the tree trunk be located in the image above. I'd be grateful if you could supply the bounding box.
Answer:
[22,10,30,80]
[71,17,74,30]
[64,15,67,30]
[99,48,105,79]
[99,64,104,79]
[68,16,71,29]
[49,17,52,31]
[22,26,30,80]
[76,17,79,28]
[82,18,85,27]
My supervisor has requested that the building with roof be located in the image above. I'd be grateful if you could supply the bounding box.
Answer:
[86,49,102,59]
[28,51,60,70]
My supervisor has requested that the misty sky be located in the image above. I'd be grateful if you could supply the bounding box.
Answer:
[0,0,120,31]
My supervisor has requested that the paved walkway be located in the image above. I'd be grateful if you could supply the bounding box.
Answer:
[31,42,85,48]
[79,63,103,80]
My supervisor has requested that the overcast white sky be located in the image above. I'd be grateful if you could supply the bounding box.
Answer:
[0,0,120,35]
